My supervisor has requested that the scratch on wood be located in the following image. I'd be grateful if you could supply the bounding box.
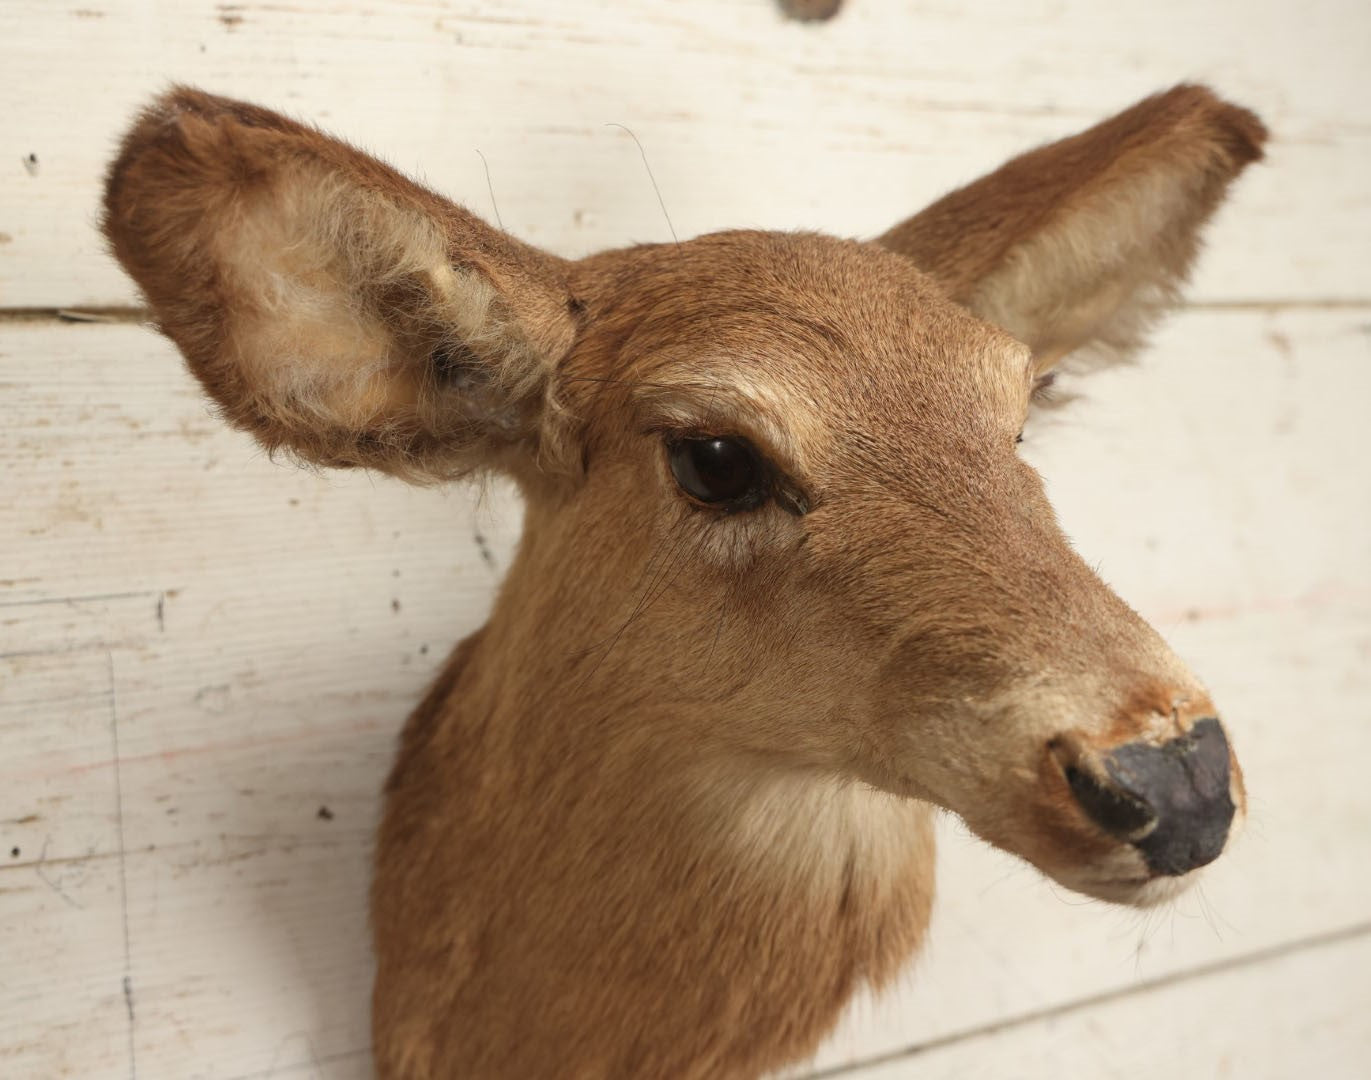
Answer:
[34,836,82,910]
[805,919,1371,1079]
[107,650,137,1080]
[2,644,105,661]
[193,683,232,713]
[0,588,160,609]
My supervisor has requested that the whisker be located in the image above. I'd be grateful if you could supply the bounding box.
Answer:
[1197,881,1234,940]
[570,528,677,660]
[704,580,733,670]
[605,122,679,246]
[474,149,505,231]
[576,528,692,689]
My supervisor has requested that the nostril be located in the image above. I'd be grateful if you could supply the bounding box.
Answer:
[1064,763,1157,840]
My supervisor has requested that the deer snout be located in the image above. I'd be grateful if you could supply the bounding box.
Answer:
[1058,718,1236,876]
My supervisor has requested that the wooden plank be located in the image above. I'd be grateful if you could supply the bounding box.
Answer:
[0,843,129,1078]
[831,927,1371,1079]
[1,0,1368,308]
[0,591,163,657]
[1,319,509,1077]
[2,310,1368,1072]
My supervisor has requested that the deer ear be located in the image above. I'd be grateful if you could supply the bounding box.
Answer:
[103,87,579,483]
[879,85,1267,375]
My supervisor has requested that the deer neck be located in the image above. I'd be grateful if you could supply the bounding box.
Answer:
[445,572,933,909]
[377,539,938,1077]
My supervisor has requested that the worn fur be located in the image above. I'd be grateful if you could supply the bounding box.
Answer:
[103,85,1265,1078]
[102,88,578,483]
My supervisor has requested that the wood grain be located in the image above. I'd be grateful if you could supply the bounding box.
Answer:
[2,2,1369,1077]
[0,0,1368,308]
[833,926,1371,1079]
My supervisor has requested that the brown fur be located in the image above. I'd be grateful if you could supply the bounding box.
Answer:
[880,85,1267,371]
[102,85,1265,1078]
[102,88,578,484]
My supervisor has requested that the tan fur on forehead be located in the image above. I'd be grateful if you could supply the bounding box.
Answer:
[563,230,1030,462]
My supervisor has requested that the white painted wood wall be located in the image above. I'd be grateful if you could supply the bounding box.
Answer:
[2,1,1368,1077]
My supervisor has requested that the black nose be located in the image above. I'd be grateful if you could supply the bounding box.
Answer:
[1065,718,1235,876]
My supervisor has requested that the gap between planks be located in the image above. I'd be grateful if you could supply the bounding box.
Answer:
[804,918,1371,1078]
[2,299,1371,327]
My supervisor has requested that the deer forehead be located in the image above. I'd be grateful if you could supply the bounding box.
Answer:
[565,231,1036,473]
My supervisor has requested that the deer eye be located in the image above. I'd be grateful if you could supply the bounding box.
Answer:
[668,436,768,509]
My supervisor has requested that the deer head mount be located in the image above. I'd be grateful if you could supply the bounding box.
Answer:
[104,84,1265,1079]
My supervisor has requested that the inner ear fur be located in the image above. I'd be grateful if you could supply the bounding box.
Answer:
[880,84,1268,375]
[103,86,578,482]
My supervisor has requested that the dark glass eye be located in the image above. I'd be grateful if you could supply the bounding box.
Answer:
[668,436,766,507]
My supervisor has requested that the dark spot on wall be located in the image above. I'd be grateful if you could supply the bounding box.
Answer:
[473,529,497,571]
[22,153,39,177]
[10,847,19,858]
[778,0,843,21]
[317,805,334,821]
[391,598,402,613]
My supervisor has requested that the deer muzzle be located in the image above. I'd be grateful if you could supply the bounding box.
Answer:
[1059,717,1236,877]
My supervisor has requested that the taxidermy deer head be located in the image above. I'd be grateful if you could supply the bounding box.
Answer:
[103,83,1265,1079]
